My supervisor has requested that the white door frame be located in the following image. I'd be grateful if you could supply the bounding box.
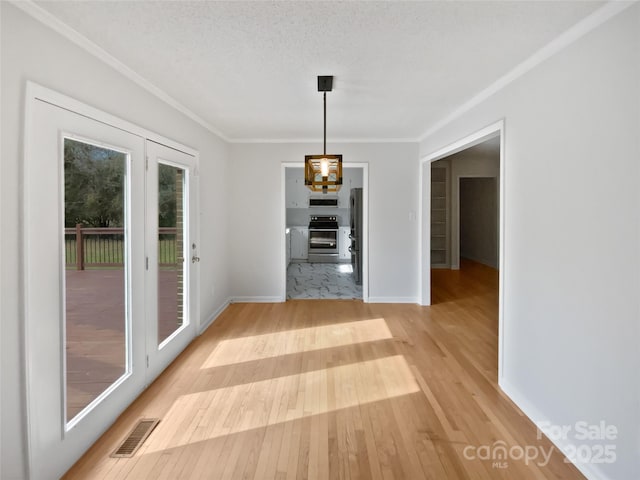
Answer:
[418,120,505,379]
[24,96,147,480]
[22,82,201,478]
[145,141,199,382]
[281,162,369,302]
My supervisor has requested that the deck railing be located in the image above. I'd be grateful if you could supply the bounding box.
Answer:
[64,224,179,269]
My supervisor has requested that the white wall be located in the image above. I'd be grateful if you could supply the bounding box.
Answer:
[0,4,230,478]
[448,149,500,268]
[229,142,420,302]
[421,6,640,480]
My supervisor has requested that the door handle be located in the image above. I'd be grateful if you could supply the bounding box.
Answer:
[191,255,200,263]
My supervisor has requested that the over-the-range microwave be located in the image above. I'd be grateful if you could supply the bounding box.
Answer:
[309,196,339,208]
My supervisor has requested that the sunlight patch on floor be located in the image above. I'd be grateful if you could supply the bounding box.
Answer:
[201,318,392,368]
[337,264,353,273]
[142,354,419,454]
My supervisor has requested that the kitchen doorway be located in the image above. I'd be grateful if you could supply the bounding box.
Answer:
[282,164,369,301]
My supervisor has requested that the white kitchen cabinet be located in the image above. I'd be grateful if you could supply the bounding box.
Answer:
[286,175,310,208]
[286,229,291,266]
[290,227,308,260]
[337,170,352,207]
[337,168,364,207]
[339,226,351,260]
[338,181,349,208]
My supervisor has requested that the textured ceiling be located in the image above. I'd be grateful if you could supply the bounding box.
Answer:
[35,1,603,142]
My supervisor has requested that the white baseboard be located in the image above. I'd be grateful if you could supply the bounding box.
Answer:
[197,295,285,334]
[366,296,420,304]
[230,296,283,303]
[499,378,608,480]
[198,297,231,334]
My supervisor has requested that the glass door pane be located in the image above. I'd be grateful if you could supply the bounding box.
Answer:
[145,140,196,382]
[158,163,187,345]
[63,138,129,423]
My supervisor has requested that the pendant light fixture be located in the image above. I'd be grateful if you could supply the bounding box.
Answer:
[305,76,342,193]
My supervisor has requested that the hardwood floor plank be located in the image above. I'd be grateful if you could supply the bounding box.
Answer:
[63,260,584,480]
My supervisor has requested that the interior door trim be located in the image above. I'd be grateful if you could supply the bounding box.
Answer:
[27,82,199,157]
[418,119,505,381]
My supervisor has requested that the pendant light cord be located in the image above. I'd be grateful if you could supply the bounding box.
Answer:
[323,91,327,155]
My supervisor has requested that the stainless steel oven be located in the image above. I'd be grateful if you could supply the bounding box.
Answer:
[308,215,339,263]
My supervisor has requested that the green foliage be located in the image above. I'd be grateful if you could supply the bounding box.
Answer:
[158,164,178,228]
[64,139,181,228]
[64,139,126,228]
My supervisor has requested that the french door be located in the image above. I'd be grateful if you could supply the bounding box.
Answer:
[24,95,198,479]
[145,141,198,380]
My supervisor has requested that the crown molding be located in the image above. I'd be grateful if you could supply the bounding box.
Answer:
[418,0,637,142]
[11,0,416,146]
[11,0,231,142]
[227,137,419,144]
[12,0,632,146]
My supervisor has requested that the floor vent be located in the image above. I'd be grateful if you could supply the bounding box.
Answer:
[110,418,160,458]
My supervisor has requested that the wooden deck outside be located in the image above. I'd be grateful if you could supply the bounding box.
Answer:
[66,269,181,419]
[64,260,585,479]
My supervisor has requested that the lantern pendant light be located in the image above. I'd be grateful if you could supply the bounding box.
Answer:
[305,76,342,193]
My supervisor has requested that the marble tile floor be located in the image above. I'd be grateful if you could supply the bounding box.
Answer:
[287,262,362,300]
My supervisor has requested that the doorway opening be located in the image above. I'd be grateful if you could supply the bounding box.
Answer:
[459,176,498,269]
[420,121,504,378]
[429,141,500,303]
[282,163,368,301]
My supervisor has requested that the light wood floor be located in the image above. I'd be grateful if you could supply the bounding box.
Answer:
[64,260,584,479]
